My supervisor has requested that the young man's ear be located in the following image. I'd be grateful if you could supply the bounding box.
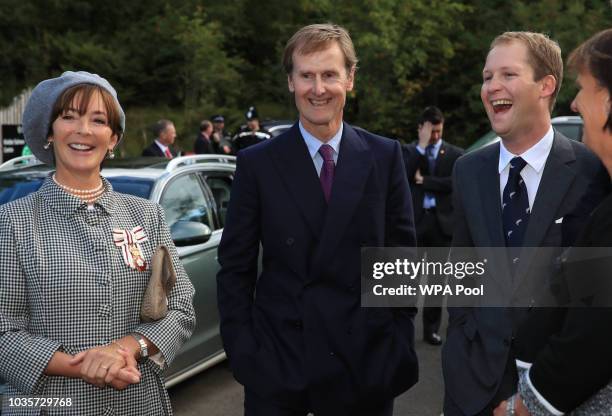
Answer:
[287,74,295,93]
[540,74,557,99]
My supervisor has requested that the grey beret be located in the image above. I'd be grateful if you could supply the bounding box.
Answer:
[22,71,126,165]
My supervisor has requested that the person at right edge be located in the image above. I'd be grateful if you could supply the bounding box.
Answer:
[442,31,610,416]
[496,28,612,416]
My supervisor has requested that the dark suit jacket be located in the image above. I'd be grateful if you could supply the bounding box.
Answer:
[514,193,612,413]
[194,134,215,154]
[402,141,464,237]
[442,131,609,415]
[141,142,177,157]
[216,122,418,412]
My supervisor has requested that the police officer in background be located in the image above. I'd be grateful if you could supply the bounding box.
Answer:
[211,114,233,155]
[232,106,272,153]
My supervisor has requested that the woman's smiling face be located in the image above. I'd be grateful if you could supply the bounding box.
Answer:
[49,87,118,179]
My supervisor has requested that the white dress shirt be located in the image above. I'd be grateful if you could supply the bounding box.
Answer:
[498,126,554,209]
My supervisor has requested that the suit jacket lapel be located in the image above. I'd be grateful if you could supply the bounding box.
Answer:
[311,123,373,279]
[434,142,447,175]
[268,123,327,240]
[516,132,577,278]
[477,143,506,246]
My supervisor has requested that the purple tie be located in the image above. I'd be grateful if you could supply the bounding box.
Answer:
[318,144,335,203]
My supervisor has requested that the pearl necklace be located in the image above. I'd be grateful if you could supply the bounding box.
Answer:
[52,174,104,195]
[53,174,106,203]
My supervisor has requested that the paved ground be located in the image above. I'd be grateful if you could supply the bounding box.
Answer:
[170,312,447,416]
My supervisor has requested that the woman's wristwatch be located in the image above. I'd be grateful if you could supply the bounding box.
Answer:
[130,333,149,361]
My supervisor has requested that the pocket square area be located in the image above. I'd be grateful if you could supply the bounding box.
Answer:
[555,217,564,224]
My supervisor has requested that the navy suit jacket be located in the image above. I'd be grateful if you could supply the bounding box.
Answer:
[442,131,609,415]
[217,122,418,412]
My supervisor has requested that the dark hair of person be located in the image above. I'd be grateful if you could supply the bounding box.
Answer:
[568,28,612,133]
[153,119,174,138]
[49,84,123,138]
[419,106,444,125]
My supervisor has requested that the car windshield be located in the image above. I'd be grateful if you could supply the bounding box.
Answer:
[0,175,154,205]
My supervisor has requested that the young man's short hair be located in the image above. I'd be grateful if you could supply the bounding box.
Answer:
[490,31,563,112]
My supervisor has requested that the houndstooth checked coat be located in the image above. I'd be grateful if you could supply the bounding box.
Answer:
[0,176,196,415]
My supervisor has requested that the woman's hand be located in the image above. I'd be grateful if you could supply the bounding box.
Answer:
[70,343,140,389]
[106,349,141,390]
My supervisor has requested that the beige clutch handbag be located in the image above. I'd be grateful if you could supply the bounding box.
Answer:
[141,245,177,322]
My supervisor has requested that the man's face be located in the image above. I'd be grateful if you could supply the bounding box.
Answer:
[213,121,224,133]
[481,41,551,142]
[247,119,260,131]
[159,123,176,145]
[288,42,354,138]
[429,122,443,144]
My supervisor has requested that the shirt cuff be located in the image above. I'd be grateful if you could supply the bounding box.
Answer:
[520,367,565,416]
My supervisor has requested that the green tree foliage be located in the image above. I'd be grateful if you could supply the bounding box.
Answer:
[1,0,610,152]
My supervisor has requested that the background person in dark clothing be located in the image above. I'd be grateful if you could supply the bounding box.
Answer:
[232,106,272,153]
[211,114,233,155]
[402,106,464,346]
[194,119,214,154]
[142,119,178,158]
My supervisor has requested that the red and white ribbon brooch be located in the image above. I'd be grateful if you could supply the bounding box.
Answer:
[113,226,149,271]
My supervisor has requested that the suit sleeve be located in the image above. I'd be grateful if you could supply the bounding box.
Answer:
[401,144,423,181]
[422,147,464,194]
[216,152,260,361]
[520,307,612,413]
[387,141,417,320]
[0,209,62,394]
[134,204,196,368]
[447,158,472,325]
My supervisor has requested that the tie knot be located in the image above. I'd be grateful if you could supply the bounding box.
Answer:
[318,144,335,162]
[509,157,527,173]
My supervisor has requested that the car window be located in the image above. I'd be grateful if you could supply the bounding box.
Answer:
[107,177,154,199]
[160,173,214,229]
[555,124,582,142]
[201,173,233,229]
[0,177,44,205]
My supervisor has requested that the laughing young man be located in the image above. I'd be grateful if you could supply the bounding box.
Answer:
[441,32,609,416]
[216,24,418,416]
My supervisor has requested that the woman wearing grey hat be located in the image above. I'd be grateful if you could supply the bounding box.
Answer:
[0,71,195,415]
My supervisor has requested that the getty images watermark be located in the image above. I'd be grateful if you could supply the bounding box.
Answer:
[371,257,486,297]
[361,246,612,308]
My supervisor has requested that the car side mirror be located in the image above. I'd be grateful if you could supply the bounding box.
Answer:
[170,221,212,246]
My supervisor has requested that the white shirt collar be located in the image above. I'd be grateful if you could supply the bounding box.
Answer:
[155,139,169,152]
[498,126,554,174]
[299,122,343,159]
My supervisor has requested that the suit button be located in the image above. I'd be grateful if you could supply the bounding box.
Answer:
[294,320,303,330]
[329,351,335,357]
[286,237,295,246]
[348,285,355,292]
[503,338,511,346]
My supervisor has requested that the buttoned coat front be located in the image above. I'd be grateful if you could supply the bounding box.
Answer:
[0,177,196,416]
[217,123,419,414]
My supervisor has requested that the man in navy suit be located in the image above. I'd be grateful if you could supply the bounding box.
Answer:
[442,31,609,416]
[217,23,418,416]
